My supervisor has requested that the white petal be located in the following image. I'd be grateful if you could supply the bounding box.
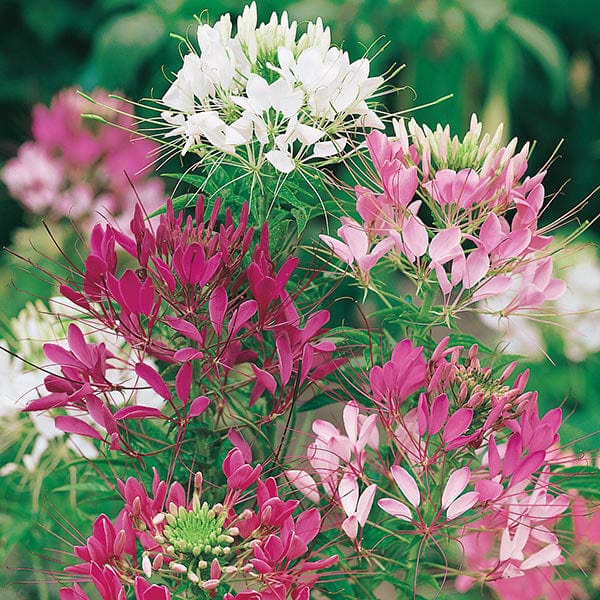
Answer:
[265,149,295,173]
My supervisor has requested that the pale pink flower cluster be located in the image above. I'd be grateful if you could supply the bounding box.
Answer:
[286,336,590,594]
[320,115,566,316]
[2,88,164,231]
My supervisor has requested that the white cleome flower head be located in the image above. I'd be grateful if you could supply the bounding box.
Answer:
[159,1,385,173]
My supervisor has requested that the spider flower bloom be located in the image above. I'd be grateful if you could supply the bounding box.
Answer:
[287,335,585,593]
[60,451,337,600]
[1,298,162,473]
[158,2,384,175]
[324,114,567,318]
[2,88,164,231]
[25,198,338,452]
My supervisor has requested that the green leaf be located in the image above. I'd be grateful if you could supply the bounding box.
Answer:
[505,14,568,106]
[291,207,309,235]
[162,173,207,187]
[553,466,600,499]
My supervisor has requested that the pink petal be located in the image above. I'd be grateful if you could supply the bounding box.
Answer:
[390,465,420,507]
[520,544,562,570]
[341,515,358,539]
[429,228,462,264]
[463,249,490,289]
[377,498,412,521]
[471,275,512,302]
[446,491,479,520]
[356,484,377,526]
[286,470,320,503]
[338,475,359,517]
[403,216,428,257]
[339,221,369,259]
[319,235,354,265]
[343,403,360,443]
[441,467,471,509]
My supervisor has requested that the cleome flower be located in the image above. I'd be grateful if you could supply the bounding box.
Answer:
[322,113,568,319]
[158,2,384,175]
[1,88,164,232]
[59,449,338,600]
[24,197,338,456]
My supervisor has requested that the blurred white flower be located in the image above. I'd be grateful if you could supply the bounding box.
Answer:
[480,243,600,362]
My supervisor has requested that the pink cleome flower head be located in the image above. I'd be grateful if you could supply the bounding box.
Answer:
[323,114,567,318]
[2,87,164,232]
[59,450,337,600]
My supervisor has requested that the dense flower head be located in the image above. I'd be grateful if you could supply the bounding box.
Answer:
[1,298,162,474]
[158,2,384,174]
[320,114,566,318]
[285,336,592,594]
[24,198,338,453]
[1,87,164,231]
[59,450,338,600]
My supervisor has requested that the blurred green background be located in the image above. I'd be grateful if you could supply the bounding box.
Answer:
[1,0,599,246]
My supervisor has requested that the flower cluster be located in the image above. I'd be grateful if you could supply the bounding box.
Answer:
[2,88,164,231]
[24,198,338,453]
[59,448,338,600]
[320,115,565,317]
[481,241,600,361]
[0,298,162,475]
[286,336,588,595]
[159,2,383,174]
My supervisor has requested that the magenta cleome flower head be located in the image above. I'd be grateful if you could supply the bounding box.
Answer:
[59,452,337,600]
[24,197,338,454]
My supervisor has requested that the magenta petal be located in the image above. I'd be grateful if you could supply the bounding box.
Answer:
[164,316,204,344]
[275,332,293,385]
[209,286,228,334]
[442,408,473,443]
[55,416,103,440]
[135,362,172,401]
[188,396,210,417]
[175,362,192,404]
[173,348,203,362]
[114,406,163,420]
[429,394,449,435]
[227,300,258,336]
